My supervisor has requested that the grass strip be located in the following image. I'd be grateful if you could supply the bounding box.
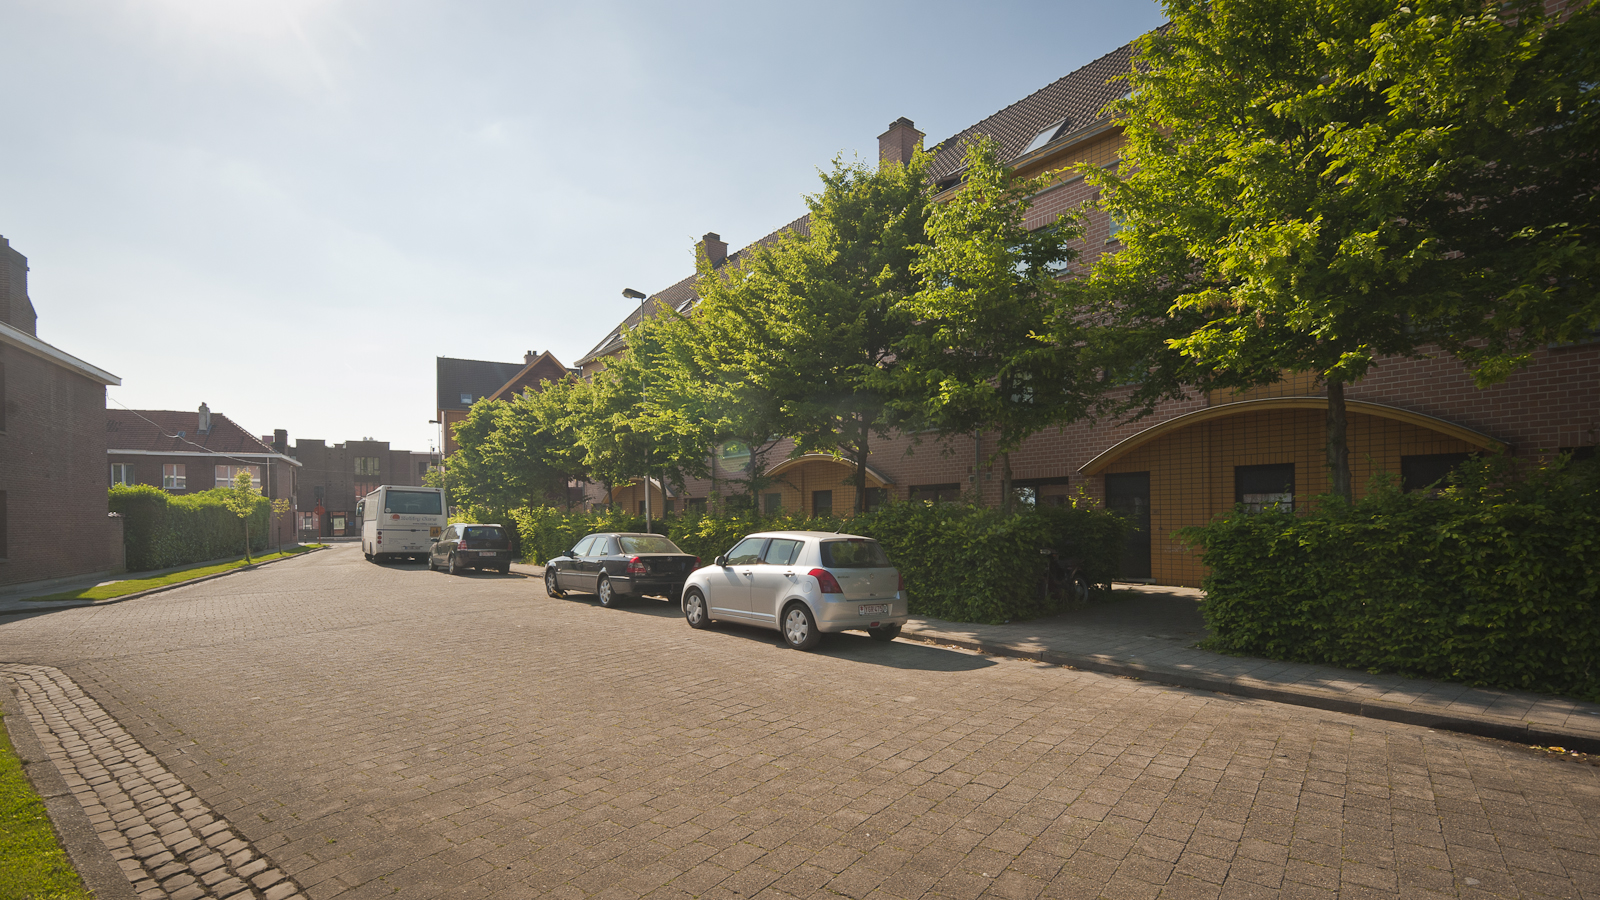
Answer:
[0,712,94,900]
[26,544,323,603]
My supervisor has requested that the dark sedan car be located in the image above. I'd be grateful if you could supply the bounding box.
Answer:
[428,523,514,575]
[543,533,700,608]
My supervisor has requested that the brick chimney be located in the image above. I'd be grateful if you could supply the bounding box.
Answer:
[198,402,212,434]
[697,232,728,269]
[525,350,538,364]
[273,429,288,453]
[879,117,924,168]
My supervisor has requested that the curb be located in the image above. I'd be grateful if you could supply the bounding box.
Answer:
[898,626,1600,756]
[1,546,328,614]
[3,682,139,900]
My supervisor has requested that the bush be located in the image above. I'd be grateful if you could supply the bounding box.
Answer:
[509,496,1128,624]
[1186,455,1600,701]
[110,484,272,572]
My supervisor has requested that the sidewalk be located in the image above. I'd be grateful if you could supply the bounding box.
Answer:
[901,583,1600,754]
[0,548,319,616]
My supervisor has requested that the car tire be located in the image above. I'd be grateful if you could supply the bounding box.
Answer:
[364,548,373,561]
[544,567,565,598]
[781,602,822,651]
[447,553,462,576]
[498,564,511,575]
[1070,574,1092,606]
[597,575,620,608]
[867,623,902,642]
[427,556,437,572]
[684,589,712,629]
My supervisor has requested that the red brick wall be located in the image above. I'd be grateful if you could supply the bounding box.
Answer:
[1,343,113,586]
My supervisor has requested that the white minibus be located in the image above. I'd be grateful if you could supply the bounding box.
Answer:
[358,485,448,563]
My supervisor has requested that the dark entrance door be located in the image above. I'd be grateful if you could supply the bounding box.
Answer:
[1104,472,1152,581]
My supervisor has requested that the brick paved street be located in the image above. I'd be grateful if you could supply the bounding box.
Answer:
[3,544,1599,900]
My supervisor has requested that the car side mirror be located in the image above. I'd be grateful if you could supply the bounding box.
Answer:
[715,555,729,568]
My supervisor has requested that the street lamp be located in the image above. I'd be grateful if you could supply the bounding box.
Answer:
[623,287,652,531]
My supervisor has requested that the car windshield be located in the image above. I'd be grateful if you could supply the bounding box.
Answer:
[462,526,504,541]
[619,535,683,554]
[820,539,891,568]
[385,491,442,515]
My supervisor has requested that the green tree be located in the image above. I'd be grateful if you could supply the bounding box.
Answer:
[220,470,260,562]
[899,136,1096,508]
[1085,0,1599,499]
[271,498,290,554]
[710,151,935,513]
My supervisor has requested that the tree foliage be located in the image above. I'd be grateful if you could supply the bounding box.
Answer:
[1085,0,1600,497]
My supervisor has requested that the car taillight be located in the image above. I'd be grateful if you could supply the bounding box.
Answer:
[627,556,648,575]
[898,572,905,591]
[458,540,469,550]
[809,568,843,594]
[376,533,382,544]
[694,557,701,568]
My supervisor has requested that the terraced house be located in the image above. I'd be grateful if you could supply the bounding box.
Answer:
[573,40,1600,588]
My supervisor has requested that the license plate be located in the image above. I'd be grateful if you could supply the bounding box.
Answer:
[480,551,498,557]
[857,603,891,616]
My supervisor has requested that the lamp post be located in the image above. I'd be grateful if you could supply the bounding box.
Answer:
[622,287,651,532]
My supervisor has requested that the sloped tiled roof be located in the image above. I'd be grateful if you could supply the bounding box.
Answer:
[575,40,1137,368]
[106,409,276,455]
[436,356,526,411]
[488,351,570,402]
[924,42,1135,181]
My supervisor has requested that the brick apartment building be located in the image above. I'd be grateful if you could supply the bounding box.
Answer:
[106,405,301,551]
[435,351,571,456]
[290,437,433,538]
[573,42,1600,587]
[1,234,123,589]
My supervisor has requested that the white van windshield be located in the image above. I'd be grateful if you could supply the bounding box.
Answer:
[384,491,443,515]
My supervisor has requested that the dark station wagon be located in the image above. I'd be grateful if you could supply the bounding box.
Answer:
[428,523,514,575]
[543,533,700,608]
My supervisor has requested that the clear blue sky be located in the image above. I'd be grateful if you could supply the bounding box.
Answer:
[2,0,1166,454]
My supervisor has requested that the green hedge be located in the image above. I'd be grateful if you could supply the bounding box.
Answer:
[511,497,1128,624]
[1186,455,1600,701]
[110,484,271,572]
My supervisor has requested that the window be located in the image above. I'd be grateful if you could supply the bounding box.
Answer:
[418,461,430,479]
[686,498,707,514]
[298,512,316,532]
[1401,453,1471,493]
[462,526,506,541]
[1023,118,1073,155]
[163,464,186,490]
[812,490,833,516]
[620,535,681,554]
[572,536,597,557]
[865,488,889,511]
[111,463,135,486]
[763,492,783,514]
[820,539,891,569]
[763,538,804,566]
[383,490,443,515]
[726,538,768,566]
[909,483,962,503]
[355,456,380,476]
[460,392,473,405]
[354,483,378,500]
[1235,464,1294,514]
[638,500,646,515]
[215,465,261,491]
[1014,486,1038,507]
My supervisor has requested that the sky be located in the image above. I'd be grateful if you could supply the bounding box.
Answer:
[2,0,1167,455]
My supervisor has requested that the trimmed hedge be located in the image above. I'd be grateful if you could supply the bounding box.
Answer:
[1186,455,1600,701]
[110,484,271,572]
[511,497,1129,624]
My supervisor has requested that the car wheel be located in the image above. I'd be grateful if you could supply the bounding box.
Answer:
[427,555,437,572]
[684,589,711,629]
[867,623,902,642]
[1069,574,1091,606]
[782,602,822,651]
[544,567,565,597]
[448,553,462,576]
[498,564,511,575]
[364,548,373,561]
[597,575,620,608]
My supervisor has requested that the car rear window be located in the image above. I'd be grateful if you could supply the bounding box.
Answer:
[385,491,443,515]
[463,526,505,541]
[619,535,683,554]
[820,539,891,568]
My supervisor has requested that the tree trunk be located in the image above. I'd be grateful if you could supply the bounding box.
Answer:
[1326,378,1352,502]
[243,517,251,564]
[853,417,870,515]
[1001,451,1014,512]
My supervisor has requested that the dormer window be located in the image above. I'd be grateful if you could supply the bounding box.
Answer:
[460,392,472,404]
[1023,119,1074,155]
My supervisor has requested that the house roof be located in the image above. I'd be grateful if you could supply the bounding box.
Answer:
[1,320,120,385]
[105,408,298,463]
[573,41,1137,369]
[436,356,527,411]
[487,350,570,402]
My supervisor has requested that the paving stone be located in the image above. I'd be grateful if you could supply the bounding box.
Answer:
[4,547,1598,900]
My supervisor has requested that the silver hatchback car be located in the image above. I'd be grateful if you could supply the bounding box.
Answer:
[680,531,907,650]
